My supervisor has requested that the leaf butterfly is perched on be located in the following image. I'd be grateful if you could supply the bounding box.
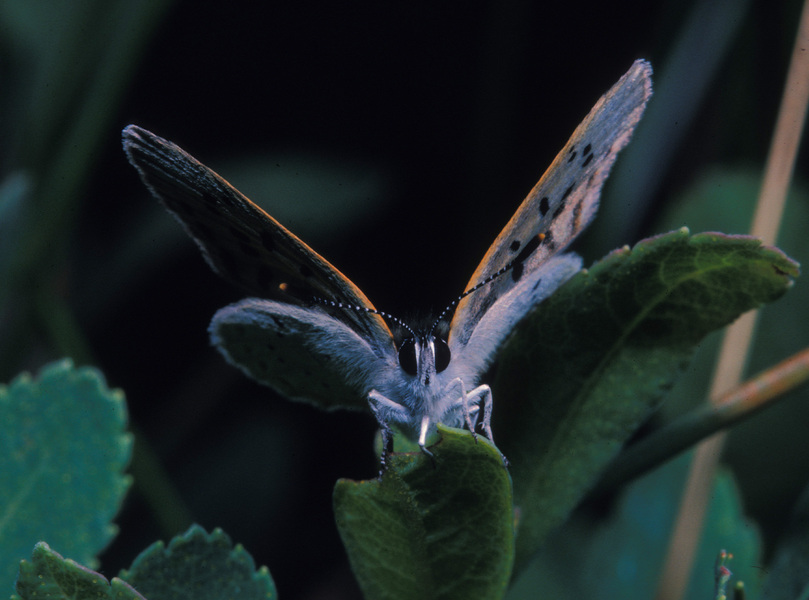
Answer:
[122,59,652,466]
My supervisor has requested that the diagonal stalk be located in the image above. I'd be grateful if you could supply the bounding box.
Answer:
[655,2,809,598]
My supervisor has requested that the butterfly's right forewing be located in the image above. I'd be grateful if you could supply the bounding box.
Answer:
[123,125,392,346]
[450,60,652,349]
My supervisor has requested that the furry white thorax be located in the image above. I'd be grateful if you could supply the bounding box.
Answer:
[368,334,492,454]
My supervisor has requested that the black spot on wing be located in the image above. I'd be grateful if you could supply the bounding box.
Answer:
[562,185,574,200]
[476,288,499,315]
[567,150,577,163]
[511,234,542,282]
[509,240,521,252]
[550,186,574,219]
[514,235,542,264]
[581,143,594,168]
[552,199,566,219]
[539,197,550,216]
[542,229,556,251]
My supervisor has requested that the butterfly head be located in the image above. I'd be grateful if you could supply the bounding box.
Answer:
[311,296,453,384]
[395,319,451,386]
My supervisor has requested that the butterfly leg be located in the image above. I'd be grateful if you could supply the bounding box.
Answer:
[446,381,507,465]
[417,414,437,465]
[466,384,494,443]
[368,390,412,473]
[466,384,509,466]
[444,378,490,441]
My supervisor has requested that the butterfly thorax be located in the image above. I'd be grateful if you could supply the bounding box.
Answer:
[370,330,468,429]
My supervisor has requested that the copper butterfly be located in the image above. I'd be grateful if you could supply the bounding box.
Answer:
[123,59,652,464]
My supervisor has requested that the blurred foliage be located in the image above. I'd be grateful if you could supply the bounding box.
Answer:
[508,453,763,599]
[0,360,132,586]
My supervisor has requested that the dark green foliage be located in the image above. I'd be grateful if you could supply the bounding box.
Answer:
[334,426,513,600]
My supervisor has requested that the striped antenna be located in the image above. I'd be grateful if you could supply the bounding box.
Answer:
[429,257,519,334]
[312,296,416,339]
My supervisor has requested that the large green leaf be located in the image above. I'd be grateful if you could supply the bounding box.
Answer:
[334,426,514,600]
[119,525,277,600]
[492,229,798,568]
[0,359,132,588]
[13,542,145,600]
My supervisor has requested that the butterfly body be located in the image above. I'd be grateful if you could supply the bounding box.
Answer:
[368,332,493,454]
[123,59,652,465]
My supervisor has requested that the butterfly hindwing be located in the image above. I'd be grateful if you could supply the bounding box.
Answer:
[446,253,583,385]
[449,60,652,349]
[210,299,396,411]
[122,125,392,345]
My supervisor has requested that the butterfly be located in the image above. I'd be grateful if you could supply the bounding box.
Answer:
[123,59,652,465]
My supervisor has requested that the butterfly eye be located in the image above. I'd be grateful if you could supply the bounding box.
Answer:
[398,338,418,376]
[434,337,451,373]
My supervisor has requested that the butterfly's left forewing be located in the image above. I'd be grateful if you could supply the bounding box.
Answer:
[450,60,652,350]
[122,125,393,346]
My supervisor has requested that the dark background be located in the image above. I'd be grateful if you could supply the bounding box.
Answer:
[3,0,807,598]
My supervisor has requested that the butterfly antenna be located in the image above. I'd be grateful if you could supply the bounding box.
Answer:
[428,255,523,333]
[312,297,416,338]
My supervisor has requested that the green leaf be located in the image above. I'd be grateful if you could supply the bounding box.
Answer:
[119,525,277,600]
[507,454,762,600]
[493,229,798,569]
[760,482,809,600]
[334,426,514,600]
[13,542,145,600]
[0,359,132,586]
